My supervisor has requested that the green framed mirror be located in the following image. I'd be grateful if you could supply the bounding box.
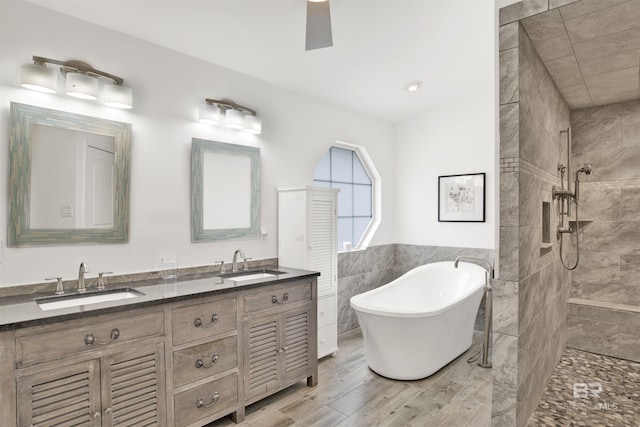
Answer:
[8,102,131,247]
[191,138,260,242]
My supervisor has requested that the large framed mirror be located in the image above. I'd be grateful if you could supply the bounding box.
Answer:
[8,102,131,247]
[191,138,260,242]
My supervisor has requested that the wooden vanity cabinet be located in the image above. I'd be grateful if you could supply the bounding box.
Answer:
[0,275,318,427]
[12,308,166,426]
[242,279,318,405]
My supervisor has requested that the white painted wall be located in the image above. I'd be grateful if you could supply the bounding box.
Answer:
[394,86,496,249]
[0,0,395,286]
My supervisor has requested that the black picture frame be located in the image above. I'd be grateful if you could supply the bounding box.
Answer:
[438,173,486,222]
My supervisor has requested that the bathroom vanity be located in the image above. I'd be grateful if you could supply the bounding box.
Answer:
[0,267,318,426]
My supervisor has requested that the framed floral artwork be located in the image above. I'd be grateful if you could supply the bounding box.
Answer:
[438,173,485,222]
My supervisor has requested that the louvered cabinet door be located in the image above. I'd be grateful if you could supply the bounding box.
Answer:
[101,343,166,427]
[283,307,311,384]
[243,314,279,402]
[309,196,336,296]
[17,359,102,426]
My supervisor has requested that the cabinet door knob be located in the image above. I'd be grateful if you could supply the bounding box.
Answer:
[93,411,101,419]
[84,334,96,346]
[110,328,120,340]
[104,407,113,416]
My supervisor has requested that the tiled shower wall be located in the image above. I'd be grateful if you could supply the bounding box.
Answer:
[336,244,493,335]
[566,100,640,361]
[496,6,573,426]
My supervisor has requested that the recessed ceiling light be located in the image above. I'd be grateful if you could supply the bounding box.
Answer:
[404,80,423,92]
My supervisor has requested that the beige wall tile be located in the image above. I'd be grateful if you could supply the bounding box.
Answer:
[521,9,566,41]
[549,0,579,9]
[533,33,574,61]
[545,55,584,87]
[500,226,520,282]
[578,187,621,221]
[518,271,542,333]
[619,324,640,361]
[621,188,640,221]
[559,83,593,109]
[501,172,519,227]
[580,50,639,77]
[500,103,520,158]
[586,67,640,106]
[499,0,549,26]
[573,27,640,63]
[567,316,618,356]
[500,22,520,52]
[493,280,519,335]
[559,0,631,21]
[500,48,520,104]
[564,1,640,44]
[571,103,623,154]
[622,100,640,146]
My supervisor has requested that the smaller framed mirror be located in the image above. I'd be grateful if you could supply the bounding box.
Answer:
[191,138,260,242]
[8,103,131,247]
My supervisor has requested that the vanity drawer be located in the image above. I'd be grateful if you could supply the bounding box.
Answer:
[172,297,237,346]
[174,373,238,427]
[173,335,238,388]
[16,311,163,367]
[243,281,312,314]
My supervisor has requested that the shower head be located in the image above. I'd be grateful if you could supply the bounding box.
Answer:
[577,164,592,175]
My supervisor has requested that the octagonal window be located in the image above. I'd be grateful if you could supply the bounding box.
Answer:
[313,142,380,251]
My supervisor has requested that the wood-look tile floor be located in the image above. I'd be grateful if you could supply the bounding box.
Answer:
[207,329,492,427]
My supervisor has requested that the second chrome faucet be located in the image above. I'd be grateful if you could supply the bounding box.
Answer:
[78,262,90,293]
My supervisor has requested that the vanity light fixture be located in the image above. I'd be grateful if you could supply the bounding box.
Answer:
[199,98,262,135]
[20,56,133,109]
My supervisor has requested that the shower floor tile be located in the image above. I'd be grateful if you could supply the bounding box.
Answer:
[528,348,640,426]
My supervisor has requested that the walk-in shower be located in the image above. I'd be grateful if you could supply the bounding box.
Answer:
[552,127,592,270]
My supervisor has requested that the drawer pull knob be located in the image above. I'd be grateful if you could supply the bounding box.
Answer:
[196,392,220,409]
[84,334,96,346]
[110,328,120,340]
[194,314,219,328]
[195,353,220,369]
[272,293,289,304]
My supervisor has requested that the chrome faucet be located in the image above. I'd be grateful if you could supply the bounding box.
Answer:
[78,262,90,293]
[454,255,493,369]
[232,249,246,273]
[453,256,493,278]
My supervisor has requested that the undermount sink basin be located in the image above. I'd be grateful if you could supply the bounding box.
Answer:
[36,288,144,311]
[223,269,286,282]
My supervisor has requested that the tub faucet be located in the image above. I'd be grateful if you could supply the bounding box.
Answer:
[232,249,245,273]
[78,262,90,293]
[454,255,493,369]
[453,256,493,279]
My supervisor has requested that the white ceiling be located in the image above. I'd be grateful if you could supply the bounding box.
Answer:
[24,0,496,124]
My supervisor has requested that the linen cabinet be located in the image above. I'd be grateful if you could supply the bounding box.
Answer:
[278,186,339,358]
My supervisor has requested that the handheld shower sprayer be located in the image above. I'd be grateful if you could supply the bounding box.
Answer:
[574,164,592,202]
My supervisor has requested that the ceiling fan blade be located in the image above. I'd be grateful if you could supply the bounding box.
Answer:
[305,0,333,51]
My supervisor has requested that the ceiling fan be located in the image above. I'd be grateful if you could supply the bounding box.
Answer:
[305,0,333,51]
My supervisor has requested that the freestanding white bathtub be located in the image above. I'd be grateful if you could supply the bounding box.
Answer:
[350,261,486,380]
